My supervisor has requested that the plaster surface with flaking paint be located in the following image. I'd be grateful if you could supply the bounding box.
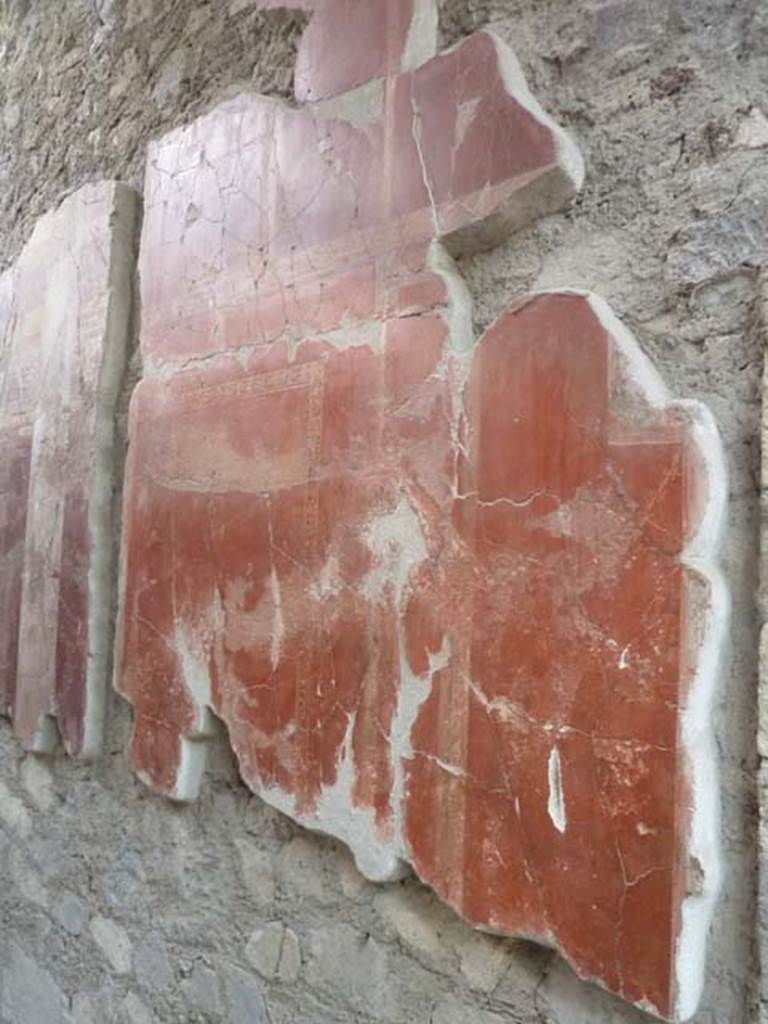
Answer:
[114,3,726,1020]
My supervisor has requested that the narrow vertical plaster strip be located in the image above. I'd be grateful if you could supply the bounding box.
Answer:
[547,745,567,834]
[401,0,438,72]
[388,634,451,868]
[427,240,473,354]
[173,620,217,802]
[672,400,728,1023]
[173,734,211,803]
[174,624,213,714]
[269,567,284,672]
[83,183,139,759]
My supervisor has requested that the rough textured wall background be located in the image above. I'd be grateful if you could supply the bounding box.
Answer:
[0,1,765,1023]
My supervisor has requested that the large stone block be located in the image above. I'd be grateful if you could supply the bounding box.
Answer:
[115,3,726,1019]
[0,182,137,757]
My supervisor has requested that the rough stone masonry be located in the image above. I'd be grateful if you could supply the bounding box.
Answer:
[0,2,764,1024]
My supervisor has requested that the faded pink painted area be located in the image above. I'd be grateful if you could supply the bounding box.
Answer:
[294,0,422,101]
[139,30,562,364]
[0,183,132,756]
[0,269,25,727]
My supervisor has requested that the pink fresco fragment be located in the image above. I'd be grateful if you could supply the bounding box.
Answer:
[117,5,725,1020]
[0,183,136,757]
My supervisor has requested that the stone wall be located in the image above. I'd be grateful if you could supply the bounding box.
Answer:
[0,1,765,1023]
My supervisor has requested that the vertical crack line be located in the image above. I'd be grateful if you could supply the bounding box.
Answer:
[409,81,439,236]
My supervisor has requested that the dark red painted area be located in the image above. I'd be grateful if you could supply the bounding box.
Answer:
[121,337,439,811]
[121,292,701,1018]
[404,297,691,1013]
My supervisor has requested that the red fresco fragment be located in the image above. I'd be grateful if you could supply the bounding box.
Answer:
[293,0,422,101]
[0,183,136,757]
[118,6,723,1021]
[139,27,571,364]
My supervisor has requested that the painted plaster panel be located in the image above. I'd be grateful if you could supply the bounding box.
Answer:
[117,5,725,1020]
[0,182,136,757]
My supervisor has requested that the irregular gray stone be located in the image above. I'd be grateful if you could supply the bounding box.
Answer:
[665,196,767,286]
[235,838,276,904]
[0,781,32,838]
[431,1000,507,1024]
[735,107,768,149]
[90,915,133,975]
[93,0,118,29]
[455,932,512,993]
[245,922,301,982]
[134,933,174,992]
[54,892,88,936]
[66,987,116,1024]
[276,835,331,901]
[11,848,49,910]
[3,100,20,131]
[373,887,449,963]
[120,992,154,1024]
[306,924,395,1018]
[1,946,64,1024]
[221,962,270,1024]
[20,756,53,811]
[151,47,187,109]
[181,962,222,1016]
[103,846,145,915]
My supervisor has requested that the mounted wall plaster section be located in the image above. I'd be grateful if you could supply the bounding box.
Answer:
[115,2,725,1019]
[0,182,137,758]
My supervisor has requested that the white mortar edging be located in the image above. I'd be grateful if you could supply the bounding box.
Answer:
[83,183,139,760]
[671,402,728,1023]
[489,33,586,199]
